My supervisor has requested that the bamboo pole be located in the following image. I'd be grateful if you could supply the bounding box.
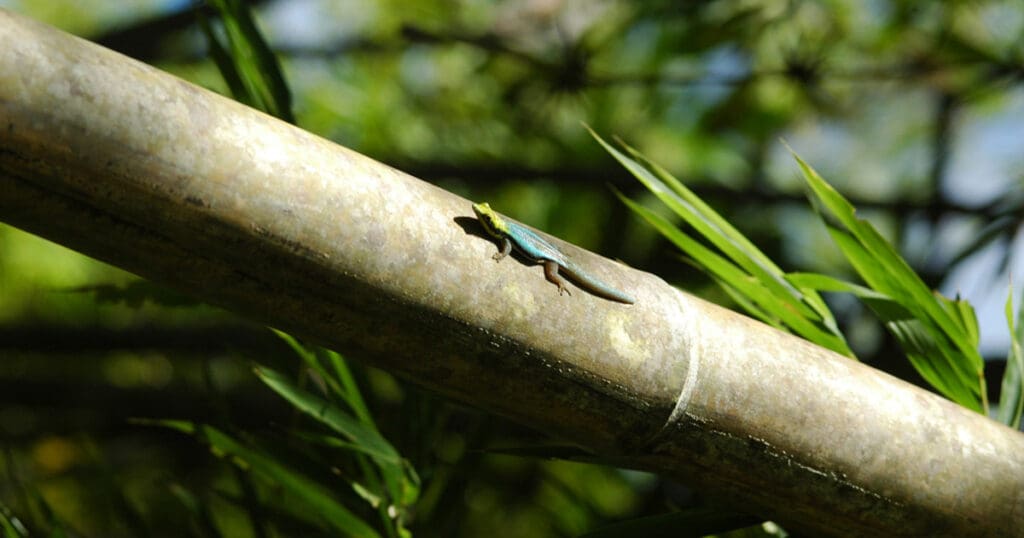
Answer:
[0,9,1020,536]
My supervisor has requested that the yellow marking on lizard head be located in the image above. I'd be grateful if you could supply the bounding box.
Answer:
[472,202,509,237]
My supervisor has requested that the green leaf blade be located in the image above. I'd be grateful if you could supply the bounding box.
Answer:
[792,150,987,412]
[151,420,381,538]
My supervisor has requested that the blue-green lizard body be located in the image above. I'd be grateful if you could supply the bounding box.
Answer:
[472,202,635,304]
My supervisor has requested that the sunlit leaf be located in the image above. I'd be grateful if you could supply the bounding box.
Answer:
[597,130,853,357]
[791,151,986,412]
[997,291,1024,428]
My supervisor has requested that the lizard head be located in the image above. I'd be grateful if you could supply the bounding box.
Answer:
[472,202,509,237]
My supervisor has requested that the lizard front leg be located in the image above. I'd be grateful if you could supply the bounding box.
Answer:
[543,260,572,296]
[493,237,512,261]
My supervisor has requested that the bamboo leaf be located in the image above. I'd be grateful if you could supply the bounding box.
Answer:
[271,330,349,405]
[791,151,986,411]
[204,0,294,122]
[597,132,820,321]
[253,366,400,465]
[786,272,884,298]
[321,348,375,425]
[601,133,852,357]
[997,290,1024,427]
[197,13,251,107]
[253,365,419,508]
[150,420,381,538]
[619,195,797,331]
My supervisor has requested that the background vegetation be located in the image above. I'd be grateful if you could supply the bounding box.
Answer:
[2,0,1022,536]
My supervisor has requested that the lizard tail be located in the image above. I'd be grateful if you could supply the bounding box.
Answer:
[561,264,636,304]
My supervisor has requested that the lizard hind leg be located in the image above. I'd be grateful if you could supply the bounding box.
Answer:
[543,260,572,296]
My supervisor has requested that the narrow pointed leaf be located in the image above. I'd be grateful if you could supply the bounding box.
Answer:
[610,154,852,357]
[150,420,381,538]
[206,0,294,122]
[254,366,400,465]
[254,366,418,509]
[597,132,822,321]
[998,291,1024,427]
[792,151,986,411]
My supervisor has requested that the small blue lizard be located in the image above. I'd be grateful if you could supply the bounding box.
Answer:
[472,202,635,304]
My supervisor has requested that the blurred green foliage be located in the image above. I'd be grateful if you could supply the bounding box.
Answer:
[2,0,1023,536]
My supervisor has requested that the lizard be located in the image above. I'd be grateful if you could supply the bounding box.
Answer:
[472,202,635,304]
